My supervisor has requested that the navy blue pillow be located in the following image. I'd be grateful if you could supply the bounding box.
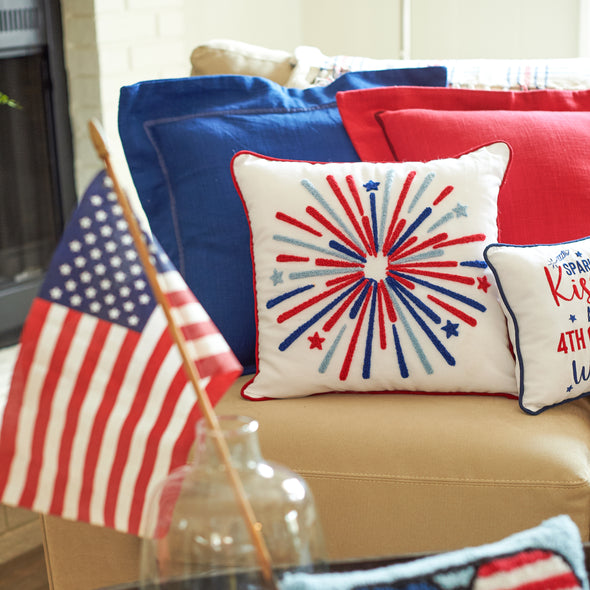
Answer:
[118,68,447,374]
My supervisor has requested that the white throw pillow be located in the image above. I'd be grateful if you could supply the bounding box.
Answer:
[232,143,517,400]
[485,237,590,413]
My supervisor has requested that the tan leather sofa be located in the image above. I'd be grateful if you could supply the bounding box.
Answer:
[43,374,590,589]
[41,43,590,589]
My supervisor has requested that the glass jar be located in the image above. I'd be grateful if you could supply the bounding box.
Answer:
[140,415,327,589]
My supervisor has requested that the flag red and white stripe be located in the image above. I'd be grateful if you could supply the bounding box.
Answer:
[474,549,583,590]
[0,172,241,536]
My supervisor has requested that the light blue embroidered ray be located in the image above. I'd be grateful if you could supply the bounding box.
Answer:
[273,235,361,263]
[393,249,445,265]
[387,284,434,375]
[408,172,435,213]
[427,211,455,233]
[319,324,347,374]
[378,169,395,252]
[289,269,353,280]
[301,179,365,253]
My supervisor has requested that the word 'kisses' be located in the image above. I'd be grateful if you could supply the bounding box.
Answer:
[545,266,590,306]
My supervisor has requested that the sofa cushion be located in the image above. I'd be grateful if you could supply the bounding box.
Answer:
[215,375,590,559]
[485,236,590,414]
[375,108,590,246]
[118,68,448,375]
[231,143,516,399]
[40,375,590,589]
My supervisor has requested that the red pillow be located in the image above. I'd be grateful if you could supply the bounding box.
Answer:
[336,86,590,163]
[374,109,590,245]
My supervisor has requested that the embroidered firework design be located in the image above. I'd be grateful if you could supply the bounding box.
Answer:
[265,168,493,381]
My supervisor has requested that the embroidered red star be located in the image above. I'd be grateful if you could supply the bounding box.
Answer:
[477,275,491,292]
[308,331,325,350]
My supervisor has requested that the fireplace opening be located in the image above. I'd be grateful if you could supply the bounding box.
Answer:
[0,0,76,346]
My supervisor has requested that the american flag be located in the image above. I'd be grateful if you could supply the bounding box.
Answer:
[0,172,242,536]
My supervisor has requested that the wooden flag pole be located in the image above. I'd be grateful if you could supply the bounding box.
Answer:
[88,119,277,589]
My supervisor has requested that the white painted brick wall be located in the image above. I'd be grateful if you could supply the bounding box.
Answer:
[61,0,189,197]
[157,11,186,39]
[126,0,184,9]
[97,0,126,12]
[95,13,158,44]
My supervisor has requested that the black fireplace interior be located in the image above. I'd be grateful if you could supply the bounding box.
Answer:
[0,0,75,346]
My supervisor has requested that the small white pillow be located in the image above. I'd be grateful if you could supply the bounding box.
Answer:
[485,237,590,414]
[232,143,517,400]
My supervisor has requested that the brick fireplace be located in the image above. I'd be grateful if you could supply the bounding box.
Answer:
[0,0,75,345]
[0,0,190,343]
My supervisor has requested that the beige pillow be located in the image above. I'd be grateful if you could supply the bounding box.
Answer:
[190,39,590,91]
[190,39,296,85]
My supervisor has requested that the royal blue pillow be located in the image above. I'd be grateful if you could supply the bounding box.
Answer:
[118,68,447,373]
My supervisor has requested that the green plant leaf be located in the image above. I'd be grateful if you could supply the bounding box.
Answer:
[0,91,23,109]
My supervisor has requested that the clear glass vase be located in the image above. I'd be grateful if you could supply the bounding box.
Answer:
[140,415,327,589]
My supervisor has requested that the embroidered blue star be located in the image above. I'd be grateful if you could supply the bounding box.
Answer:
[570,314,577,323]
[576,251,583,257]
[441,320,459,339]
[270,269,283,286]
[363,180,380,192]
[453,203,468,218]
[567,385,574,392]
